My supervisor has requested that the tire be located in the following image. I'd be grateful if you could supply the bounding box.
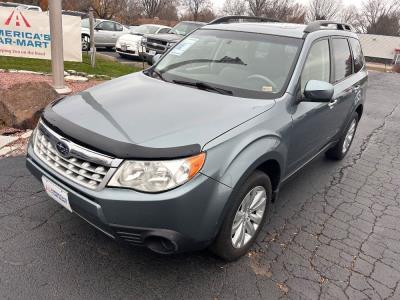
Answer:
[326,112,359,160]
[82,35,90,51]
[210,171,272,261]
[118,53,127,58]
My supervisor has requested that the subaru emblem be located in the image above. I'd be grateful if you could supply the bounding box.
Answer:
[56,141,70,157]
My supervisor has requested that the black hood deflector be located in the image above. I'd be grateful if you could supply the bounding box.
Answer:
[42,104,201,160]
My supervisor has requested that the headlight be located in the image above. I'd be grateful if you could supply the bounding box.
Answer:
[108,153,206,192]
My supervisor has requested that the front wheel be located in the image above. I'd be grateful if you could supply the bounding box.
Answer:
[326,112,359,160]
[210,171,272,261]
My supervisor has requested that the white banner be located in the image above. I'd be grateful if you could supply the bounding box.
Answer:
[0,7,82,62]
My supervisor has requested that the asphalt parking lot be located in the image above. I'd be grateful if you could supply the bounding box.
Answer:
[96,48,148,67]
[1,72,400,299]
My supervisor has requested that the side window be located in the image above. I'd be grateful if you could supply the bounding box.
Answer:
[301,39,330,93]
[115,23,123,31]
[158,28,170,34]
[97,21,115,31]
[332,38,353,82]
[349,38,365,73]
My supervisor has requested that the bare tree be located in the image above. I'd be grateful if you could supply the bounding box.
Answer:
[340,5,360,29]
[263,0,306,23]
[368,13,400,35]
[158,1,180,21]
[307,0,342,21]
[247,0,267,16]
[357,0,400,34]
[91,0,127,19]
[183,0,211,21]
[138,0,168,19]
[221,0,248,15]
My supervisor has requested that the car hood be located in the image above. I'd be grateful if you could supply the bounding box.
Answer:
[118,33,142,43]
[43,72,275,159]
[145,33,182,43]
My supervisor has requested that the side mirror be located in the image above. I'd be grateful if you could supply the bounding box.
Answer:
[152,54,162,65]
[303,80,334,102]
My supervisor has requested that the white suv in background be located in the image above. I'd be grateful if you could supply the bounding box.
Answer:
[116,24,171,59]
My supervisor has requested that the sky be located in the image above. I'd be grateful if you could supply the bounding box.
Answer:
[211,0,365,11]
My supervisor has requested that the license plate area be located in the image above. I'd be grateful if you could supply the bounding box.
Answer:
[42,176,72,212]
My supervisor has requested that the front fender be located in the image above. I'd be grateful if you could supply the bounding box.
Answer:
[201,129,286,190]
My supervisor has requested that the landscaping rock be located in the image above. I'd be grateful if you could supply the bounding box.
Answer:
[65,75,89,82]
[0,82,59,129]
[0,135,18,149]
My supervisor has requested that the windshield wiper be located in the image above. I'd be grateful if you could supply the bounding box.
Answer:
[152,69,166,81]
[217,56,247,65]
[173,80,233,95]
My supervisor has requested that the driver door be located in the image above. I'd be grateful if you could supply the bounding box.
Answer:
[287,38,336,174]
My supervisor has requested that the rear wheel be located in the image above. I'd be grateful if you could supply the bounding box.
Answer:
[326,112,359,160]
[211,171,272,261]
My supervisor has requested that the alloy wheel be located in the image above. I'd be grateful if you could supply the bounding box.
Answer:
[342,119,357,154]
[231,186,267,249]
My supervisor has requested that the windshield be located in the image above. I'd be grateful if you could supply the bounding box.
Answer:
[170,22,203,36]
[81,18,100,28]
[153,29,302,99]
[131,25,159,35]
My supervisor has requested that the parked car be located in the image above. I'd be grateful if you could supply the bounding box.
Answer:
[116,24,171,59]
[81,18,129,51]
[141,20,205,64]
[27,17,367,261]
[0,2,42,11]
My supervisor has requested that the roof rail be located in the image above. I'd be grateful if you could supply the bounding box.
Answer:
[208,15,280,25]
[304,20,353,33]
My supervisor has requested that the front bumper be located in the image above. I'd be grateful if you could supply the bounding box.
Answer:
[26,143,232,253]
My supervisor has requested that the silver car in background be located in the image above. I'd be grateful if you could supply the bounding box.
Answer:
[116,24,171,59]
[81,18,129,51]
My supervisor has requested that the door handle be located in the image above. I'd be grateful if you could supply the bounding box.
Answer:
[328,99,338,109]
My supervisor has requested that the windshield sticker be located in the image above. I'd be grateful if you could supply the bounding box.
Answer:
[170,38,198,56]
[262,86,273,92]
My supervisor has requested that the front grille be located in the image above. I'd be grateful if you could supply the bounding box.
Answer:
[146,38,167,52]
[33,121,121,190]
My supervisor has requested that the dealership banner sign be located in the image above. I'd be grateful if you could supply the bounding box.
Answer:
[0,7,82,62]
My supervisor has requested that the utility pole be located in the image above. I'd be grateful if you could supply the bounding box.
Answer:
[48,0,71,94]
[89,7,96,67]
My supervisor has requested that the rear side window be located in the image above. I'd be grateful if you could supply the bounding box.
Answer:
[301,39,330,92]
[115,23,123,31]
[349,38,364,73]
[332,38,353,82]
[97,21,115,31]
[158,28,170,34]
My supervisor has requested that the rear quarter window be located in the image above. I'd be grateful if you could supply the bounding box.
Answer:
[349,38,365,73]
